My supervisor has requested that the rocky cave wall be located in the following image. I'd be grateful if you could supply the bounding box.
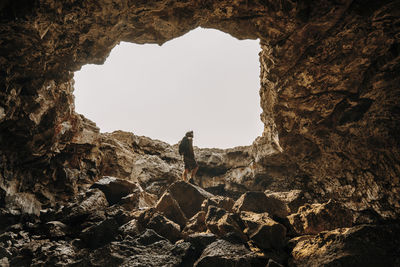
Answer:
[0,0,399,221]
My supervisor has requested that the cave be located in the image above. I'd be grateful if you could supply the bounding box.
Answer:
[1,1,399,266]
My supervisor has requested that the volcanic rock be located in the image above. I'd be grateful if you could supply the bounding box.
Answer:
[168,181,214,219]
[205,205,247,243]
[265,189,308,214]
[290,224,400,267]
[81,218,120,249]
[194,239,268,266]
[233,191,289,218]
[288,199,354,235]
[155,191,187,228]
[90,176,139,205]
[183,211,207,235]
[148,213,182,243]
[240,211,287,249]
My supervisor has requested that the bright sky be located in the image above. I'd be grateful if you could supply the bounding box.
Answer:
[73,27,263,149]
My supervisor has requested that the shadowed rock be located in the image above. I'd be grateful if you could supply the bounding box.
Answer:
[168,181,214,219]
[183,211,207,235]
[148,213,182,243]
[90,176,139,205]
[290,224,400,267]
[265,189,308,214]
[155,192,187,228]
[288,199,354,235]
[240,211,287,249]
[233,191,289,218]
[194,239,268,266]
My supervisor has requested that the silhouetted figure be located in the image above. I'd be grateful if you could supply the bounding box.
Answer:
[179,131,199,182]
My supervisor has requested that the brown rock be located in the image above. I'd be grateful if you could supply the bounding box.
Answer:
[168,181,214,219]
[205,205,247,243]
[233,191,289,218]
[90,176,139,205]
[148,213,182,243]
[119,193,139,211]
[194,239,268,266]
[182,211,207,235]
[288,199,354,235]
[81,218,119,249]
[290,224,400,267]
[118,219,140,238]
[265,190,308,214]
[240,211,287,249]
[155,192,187,228]
[138,191,158,209]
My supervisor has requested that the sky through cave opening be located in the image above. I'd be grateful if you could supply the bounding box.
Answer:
[74,28,263,149]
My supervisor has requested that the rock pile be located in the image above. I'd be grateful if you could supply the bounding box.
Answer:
[1,175,399,266]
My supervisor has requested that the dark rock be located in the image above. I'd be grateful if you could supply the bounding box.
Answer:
[233,191,289,218]
[42,221,68,239]
[240,211,287,249]
[62,188,108,226]
[290,224,400,267]
[288,199,354,235]
[183,211,207,235]
[105,205,133,225]
[265,190,308,214]
[155,192,187,228]
[194,239,268,266]
[119,219,141,238]
[205,205,247,243]
[187,233,218,251]
[0,187,5,207]
[119,193,139,211]
[81,218,120,249]
[148,213,182,243]
[168,181,214,219]
[90,176,139,205]
[29,240,78,266]
[267,259,284,267]
[136,229,167,246]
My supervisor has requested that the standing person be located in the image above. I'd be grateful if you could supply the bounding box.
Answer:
[178,131,199,182]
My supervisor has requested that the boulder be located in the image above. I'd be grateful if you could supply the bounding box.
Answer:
[119,193,139,211]
[62,188,108,226]
[265,189,308,214]
[288,199,353,235]
[182,211,207,235]
[194,239,268,266]
[43,221,68,239]
[81,218,120,249]
[90,176,139,205]
[148,213,182,243]
[0,187,5,207]
[118,219,141,238]
[138,191,158,208]
[233,191,289,218]
[290,224,400,267]
[155,192,187,227]
[168,181,214,219]
[205,205,247,243]
[201,196,235,213]
[240,211,287,249]
[135,229,167,246]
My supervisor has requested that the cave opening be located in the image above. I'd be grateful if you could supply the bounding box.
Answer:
[73,28,263,149]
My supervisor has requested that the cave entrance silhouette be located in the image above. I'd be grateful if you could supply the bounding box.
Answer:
[74,27,263,149]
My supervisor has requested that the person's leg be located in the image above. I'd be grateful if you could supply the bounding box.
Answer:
[190,166,199,179]
[182,168,189,182]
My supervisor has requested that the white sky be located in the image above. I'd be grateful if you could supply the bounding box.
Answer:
[73,28,263,149]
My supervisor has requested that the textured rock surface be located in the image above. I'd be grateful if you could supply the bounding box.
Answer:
[290,224,400,267]
[288,199,354,235]
[1,0,400,265]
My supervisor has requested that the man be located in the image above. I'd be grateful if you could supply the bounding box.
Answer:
[179,131,199,182]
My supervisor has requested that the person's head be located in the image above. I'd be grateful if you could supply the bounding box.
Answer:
[185,131,194,138]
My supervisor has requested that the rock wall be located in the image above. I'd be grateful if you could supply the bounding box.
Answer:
[0,0,399,223]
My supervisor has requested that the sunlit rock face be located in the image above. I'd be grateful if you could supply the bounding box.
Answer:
[0,1,399,264]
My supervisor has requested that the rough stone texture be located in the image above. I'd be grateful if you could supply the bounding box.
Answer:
[288,199,354,235]
[194,239,268,267]
[233,191,290,218]
[168,181,214,219]
[1,0,400,265]
[290,224,400,267]
[155,191,187,228]
[240,211,287,249]
[90,176,139,205]
[182,211,207,235]
[265,189,309,214]
[148,213,182,243]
